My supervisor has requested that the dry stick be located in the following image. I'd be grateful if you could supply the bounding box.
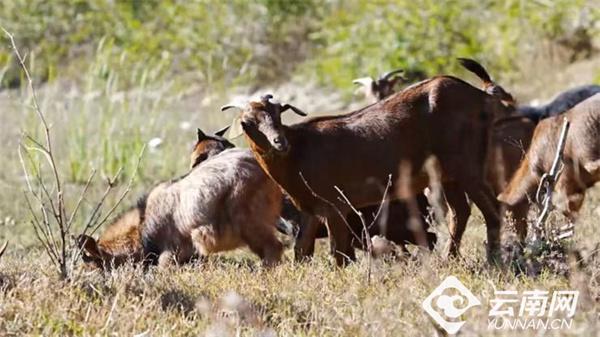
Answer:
[3,27,68,245]
[4,27,144,277]
[0,241,7,260]
[534,118,570,240]
[4,27,72,277]
[18,145,61,264]
[299,172,393,282]
[423,156,446,228]
[70,147,145,271]
[336,177,392,284]
[87,146,145,236]
[66,169,96,232]
[298,172,362,244]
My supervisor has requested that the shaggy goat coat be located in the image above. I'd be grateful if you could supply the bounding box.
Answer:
[142,148,284,265]
[499,93,600,223]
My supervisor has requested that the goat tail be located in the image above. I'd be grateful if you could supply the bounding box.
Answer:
[458,58,493,84]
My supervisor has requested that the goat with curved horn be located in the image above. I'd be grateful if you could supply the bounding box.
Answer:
[353,69,407,102]
[237,82,514,266]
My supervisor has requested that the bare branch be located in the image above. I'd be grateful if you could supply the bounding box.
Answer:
[66,169,97,232]
[4,27,145,279]
[298,172,361,243]
[0,241,8,260]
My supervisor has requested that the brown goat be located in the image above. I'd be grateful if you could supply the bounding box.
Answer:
[499,94,600,227]
[78,198,146,270]
[79,127,239,270]
[457,58,536,241]
[190,127,436,252]
[224,74,511,266]
[143,148,284,267]
[283,71,438,257]
[487,116,536,239]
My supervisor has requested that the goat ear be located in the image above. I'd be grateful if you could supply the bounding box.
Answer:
[77,235,102,260]
[281,104,307,117]
[196,128,207,141]
[214,125,230,137]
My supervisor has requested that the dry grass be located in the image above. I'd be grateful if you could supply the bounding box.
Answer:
[1,194,600,336]
[1,215,599,337]
[1,60,600,336]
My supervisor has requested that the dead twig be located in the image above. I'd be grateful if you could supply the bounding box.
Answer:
[299,172,393,283]
[533,117,570,240]
[0,241,8,260]
[3,27,143,278]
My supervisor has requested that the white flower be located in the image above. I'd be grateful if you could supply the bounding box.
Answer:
[179,121,191,130]
[148,137,163,149]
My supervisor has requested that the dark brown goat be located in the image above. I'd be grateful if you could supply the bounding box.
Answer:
[487,116,536,240]
[190,127,437,253]
[458,58,536,241]
[224,75,511,266]
[518,85,600,123]
[499,94,600,227]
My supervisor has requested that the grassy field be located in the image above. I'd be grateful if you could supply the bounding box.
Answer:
[0,71,600,336]
[1,207,600,336]
[1,1,600,336]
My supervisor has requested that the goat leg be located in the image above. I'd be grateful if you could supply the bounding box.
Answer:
[466,183,503,265]
[444,183,471,258]
[294,213,320,262]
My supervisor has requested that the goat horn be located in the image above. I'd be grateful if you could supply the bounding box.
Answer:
[380,69,405,81]
[352,77,374,87]
[261,94,274,102]
[281,103,307,117]
[0,241,7,259]
[221,104,245,112]
[214,125,230,137]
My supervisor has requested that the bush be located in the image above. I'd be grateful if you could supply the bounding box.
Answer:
[0,0,596,91]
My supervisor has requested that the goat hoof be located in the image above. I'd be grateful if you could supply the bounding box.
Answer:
[487,249,503,267]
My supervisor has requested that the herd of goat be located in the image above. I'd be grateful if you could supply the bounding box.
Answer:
[8,58,598,271]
